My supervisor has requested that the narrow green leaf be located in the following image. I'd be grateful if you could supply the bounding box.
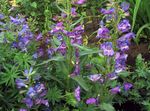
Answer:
[36,56,64,66]
[72,76,90,91]
[134,23,150,44]
[132,0,141,31]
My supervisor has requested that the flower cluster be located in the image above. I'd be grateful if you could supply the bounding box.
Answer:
[10,16,33,52]
[15,68,49,110]
[96,1,133,94]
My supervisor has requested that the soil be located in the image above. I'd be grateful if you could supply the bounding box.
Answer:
[114,101,141,111]
[126,42,150,66]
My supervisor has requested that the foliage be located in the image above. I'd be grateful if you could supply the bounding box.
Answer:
[129,0,150,43]
[0,0,149,111]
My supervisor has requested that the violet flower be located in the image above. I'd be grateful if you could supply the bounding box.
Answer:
[74,86,81,101]
[100,42,114,57]
[57,41,67,55]
[71,7,77,17]
[15,78,27,89]
[34,83,45,94]
[88,74,101,82]
[118,19,131,33]
[107,72,118,80]
[61,12,67,18]
[50,22,64,34]
[47,48,55,58]
[121,2,130,12]
[110,86,121,94]
[36,33,42,41]
[10,16,25,25]
[86,98,97,104]
[19,108,27,111]
[27,87,37,98]
[73,0,86,5]
[96,27,110,39]
[0,14,4,19]
[22,97,33,108]
[124,82,133,91]
[100,8,115,15]
[115,52,128,73]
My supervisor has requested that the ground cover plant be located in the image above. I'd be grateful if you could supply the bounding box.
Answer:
[0,0,150,111]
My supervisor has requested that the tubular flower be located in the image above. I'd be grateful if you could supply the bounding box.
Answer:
[124,82,133,91]
[110,86,121,94]
[121,2,130,12]
[100,42,114,57]
[86,98,97,104]
[100,8,115,15]
[74,86,81,101]
[118,19,131,33]
[96,27,110,39]
[88,74,102,82]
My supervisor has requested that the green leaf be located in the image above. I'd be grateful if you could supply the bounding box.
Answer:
[30,2,37,8]
[100,103,115,111]
[134,23,150,44]
[46,87,62,105]
[36,56,65,66]
[72,76,90,91]
[72,44,101,56]
[132,0,141,31]
[65,92,77,107]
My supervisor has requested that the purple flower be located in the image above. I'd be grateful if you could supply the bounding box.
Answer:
[32,53,38,59]
[41,99,49,106]
[36,33,42,41]
[115,52,128,73]
[10,16,25,25]
[50,22,64,34]
[71,7,77,17]
[115,63,126,73]
[100,42,114,57]
[0,14,4,19]
[115,52,128,61]
[96,27,110,39]
[86,98,97,104]
[73,25,84,35]
[110,86,121,94]
[19,108,27,111]
[118,19,131,33]
[15,78,27,89]
[118,32,135,41]
[88,74,101,82]
[107,72,118,80]
[61,12,67,18]
[57,41,67,55]
[117,40,129,51]
[34,83,45,94]
[22,97,33,108]
[11,41,18,48]
[18,36,30,46]
[121,2,130,12]
[117,33,135,51]
[74,86,81,101]
[73,0,86,5]
[24,67,33,76]
[27,87,37,98]
[47,48,55,58]
[37,48,44,57]
[57,34,63,41]
[68,32,82,45]
[124,83,133,91]
[34,98,49,106]
[100,8,115,15]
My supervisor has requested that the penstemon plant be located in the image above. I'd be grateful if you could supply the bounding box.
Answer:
[0,0,136,111]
